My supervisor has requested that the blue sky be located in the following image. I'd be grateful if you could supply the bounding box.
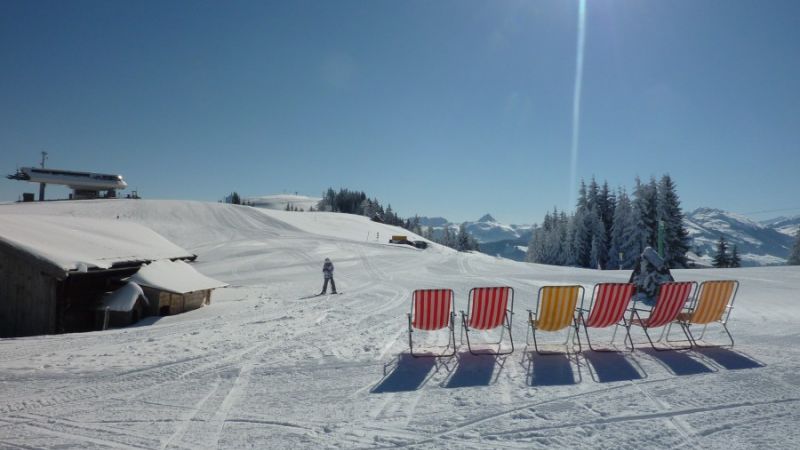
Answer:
[1,0,798,224]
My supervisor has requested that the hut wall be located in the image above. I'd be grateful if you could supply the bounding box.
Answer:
[141,287,211,316]
[0,245,59,337]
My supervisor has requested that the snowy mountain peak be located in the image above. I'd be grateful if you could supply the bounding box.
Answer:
[478,214,496,223]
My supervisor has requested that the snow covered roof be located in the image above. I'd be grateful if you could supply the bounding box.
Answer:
[99,282,149,312]
[128,259,228,294]
[0,214,194,276]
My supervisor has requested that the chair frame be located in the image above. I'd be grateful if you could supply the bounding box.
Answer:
[578,283,635,352]
[408,289,457,358]
[527,285,584,355]
[460,286,515,356]
[666,280,739,348]
[628,281,697,351]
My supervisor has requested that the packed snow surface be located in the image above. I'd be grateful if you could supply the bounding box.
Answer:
[1,199,799,449]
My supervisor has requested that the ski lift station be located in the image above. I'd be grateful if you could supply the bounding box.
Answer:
[7,166,130,200]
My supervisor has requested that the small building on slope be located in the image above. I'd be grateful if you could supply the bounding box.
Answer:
[0,214,225,337]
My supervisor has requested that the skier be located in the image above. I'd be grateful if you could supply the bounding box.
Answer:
[320,257,337,295]
[629,246,674,306]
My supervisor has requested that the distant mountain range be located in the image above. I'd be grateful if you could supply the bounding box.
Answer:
[422,209,797,266]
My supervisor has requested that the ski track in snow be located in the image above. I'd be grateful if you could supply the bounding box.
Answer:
[1,200,798,449]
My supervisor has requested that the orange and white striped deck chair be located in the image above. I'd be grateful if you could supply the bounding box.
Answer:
[460,287,514,355]
[528,285,584,354]
[408,289,456,357]
[672,280,739,347]
[629,281,696,351]
[578,283,635,352]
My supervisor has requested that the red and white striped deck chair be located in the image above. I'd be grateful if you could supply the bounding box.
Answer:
[578,283,635,352]
[629,281,696,351]
[670,280,739,348]
[460,287,514,355]
[408,289,456,357]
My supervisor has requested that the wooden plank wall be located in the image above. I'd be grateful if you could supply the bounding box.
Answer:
[0,246,59,337]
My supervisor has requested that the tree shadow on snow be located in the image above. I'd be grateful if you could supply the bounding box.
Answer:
[582,351,646,383]
[693,347,765,371]
[641,348,715,376]
[442,352,505,389]
[371,354,440,393]
[522,351,580,386]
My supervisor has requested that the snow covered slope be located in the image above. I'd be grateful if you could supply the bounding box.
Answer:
[685,207,793,266]
[1,199,799,449]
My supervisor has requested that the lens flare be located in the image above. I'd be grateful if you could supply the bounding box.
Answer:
[569,0,587,207]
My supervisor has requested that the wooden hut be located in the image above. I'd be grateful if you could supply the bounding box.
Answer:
[0,214,197,337]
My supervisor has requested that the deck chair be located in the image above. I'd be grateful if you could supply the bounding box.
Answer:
[629,281,696,351]
[528,286,583,355]
[408,289,456,357]
[460,287,514,355]
[578,283,635,352]
[670,280,739,348]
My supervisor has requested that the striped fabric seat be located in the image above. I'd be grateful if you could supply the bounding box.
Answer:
[408,288,456,357]
[584,283,635,328]
[678,280,736,325]
[412,289,453,330]
[461,286,515,355]
[533,286,582,331]
[467,287,511,330]
[633,282,693,328]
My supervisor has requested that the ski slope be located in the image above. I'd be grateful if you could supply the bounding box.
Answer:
[1,199,799,449]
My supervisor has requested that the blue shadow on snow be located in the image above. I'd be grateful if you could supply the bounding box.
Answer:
[641,348,715,376]
[583,351,645,383]
[371,354,436,393]
[524,352,579,386]
[694,347,765,370]
[443,353,498,388]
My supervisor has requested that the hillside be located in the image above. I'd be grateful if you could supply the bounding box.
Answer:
[685,208,793,266]
[1,200,798,448]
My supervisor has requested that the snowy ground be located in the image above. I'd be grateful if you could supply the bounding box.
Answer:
[1,199,799,449]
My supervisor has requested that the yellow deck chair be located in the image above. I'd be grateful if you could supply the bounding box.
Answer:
[668,280,739,347]
[527,285,584,354]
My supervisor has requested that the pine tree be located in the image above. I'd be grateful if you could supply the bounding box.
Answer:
[712,235,730,268]
[457,223,472,251]
[788,228,800,265]
[730,245,741,268]
[657,174,690,268]
[572,208,591,267]
[608,189,639,269]
[589,207,608,269]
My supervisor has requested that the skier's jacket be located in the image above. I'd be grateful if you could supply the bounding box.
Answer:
[322,261,334,279]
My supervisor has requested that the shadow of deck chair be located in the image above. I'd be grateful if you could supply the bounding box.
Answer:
[408,289,456,357]
[460,287,514,356]
[527,285,583,355]
[578,283,635,352]
[668,280,739,348]
[629,281,696,351]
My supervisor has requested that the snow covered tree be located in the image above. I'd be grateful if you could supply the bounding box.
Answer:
[788,228,800,265]
[457,224,472,251]
[589,207,607,269]
[712,235,730,268]
[656,174,690,268]
[571,207,592,267]
[730,245,741,268]
[632,177,658,249]
[608,189,639,270]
